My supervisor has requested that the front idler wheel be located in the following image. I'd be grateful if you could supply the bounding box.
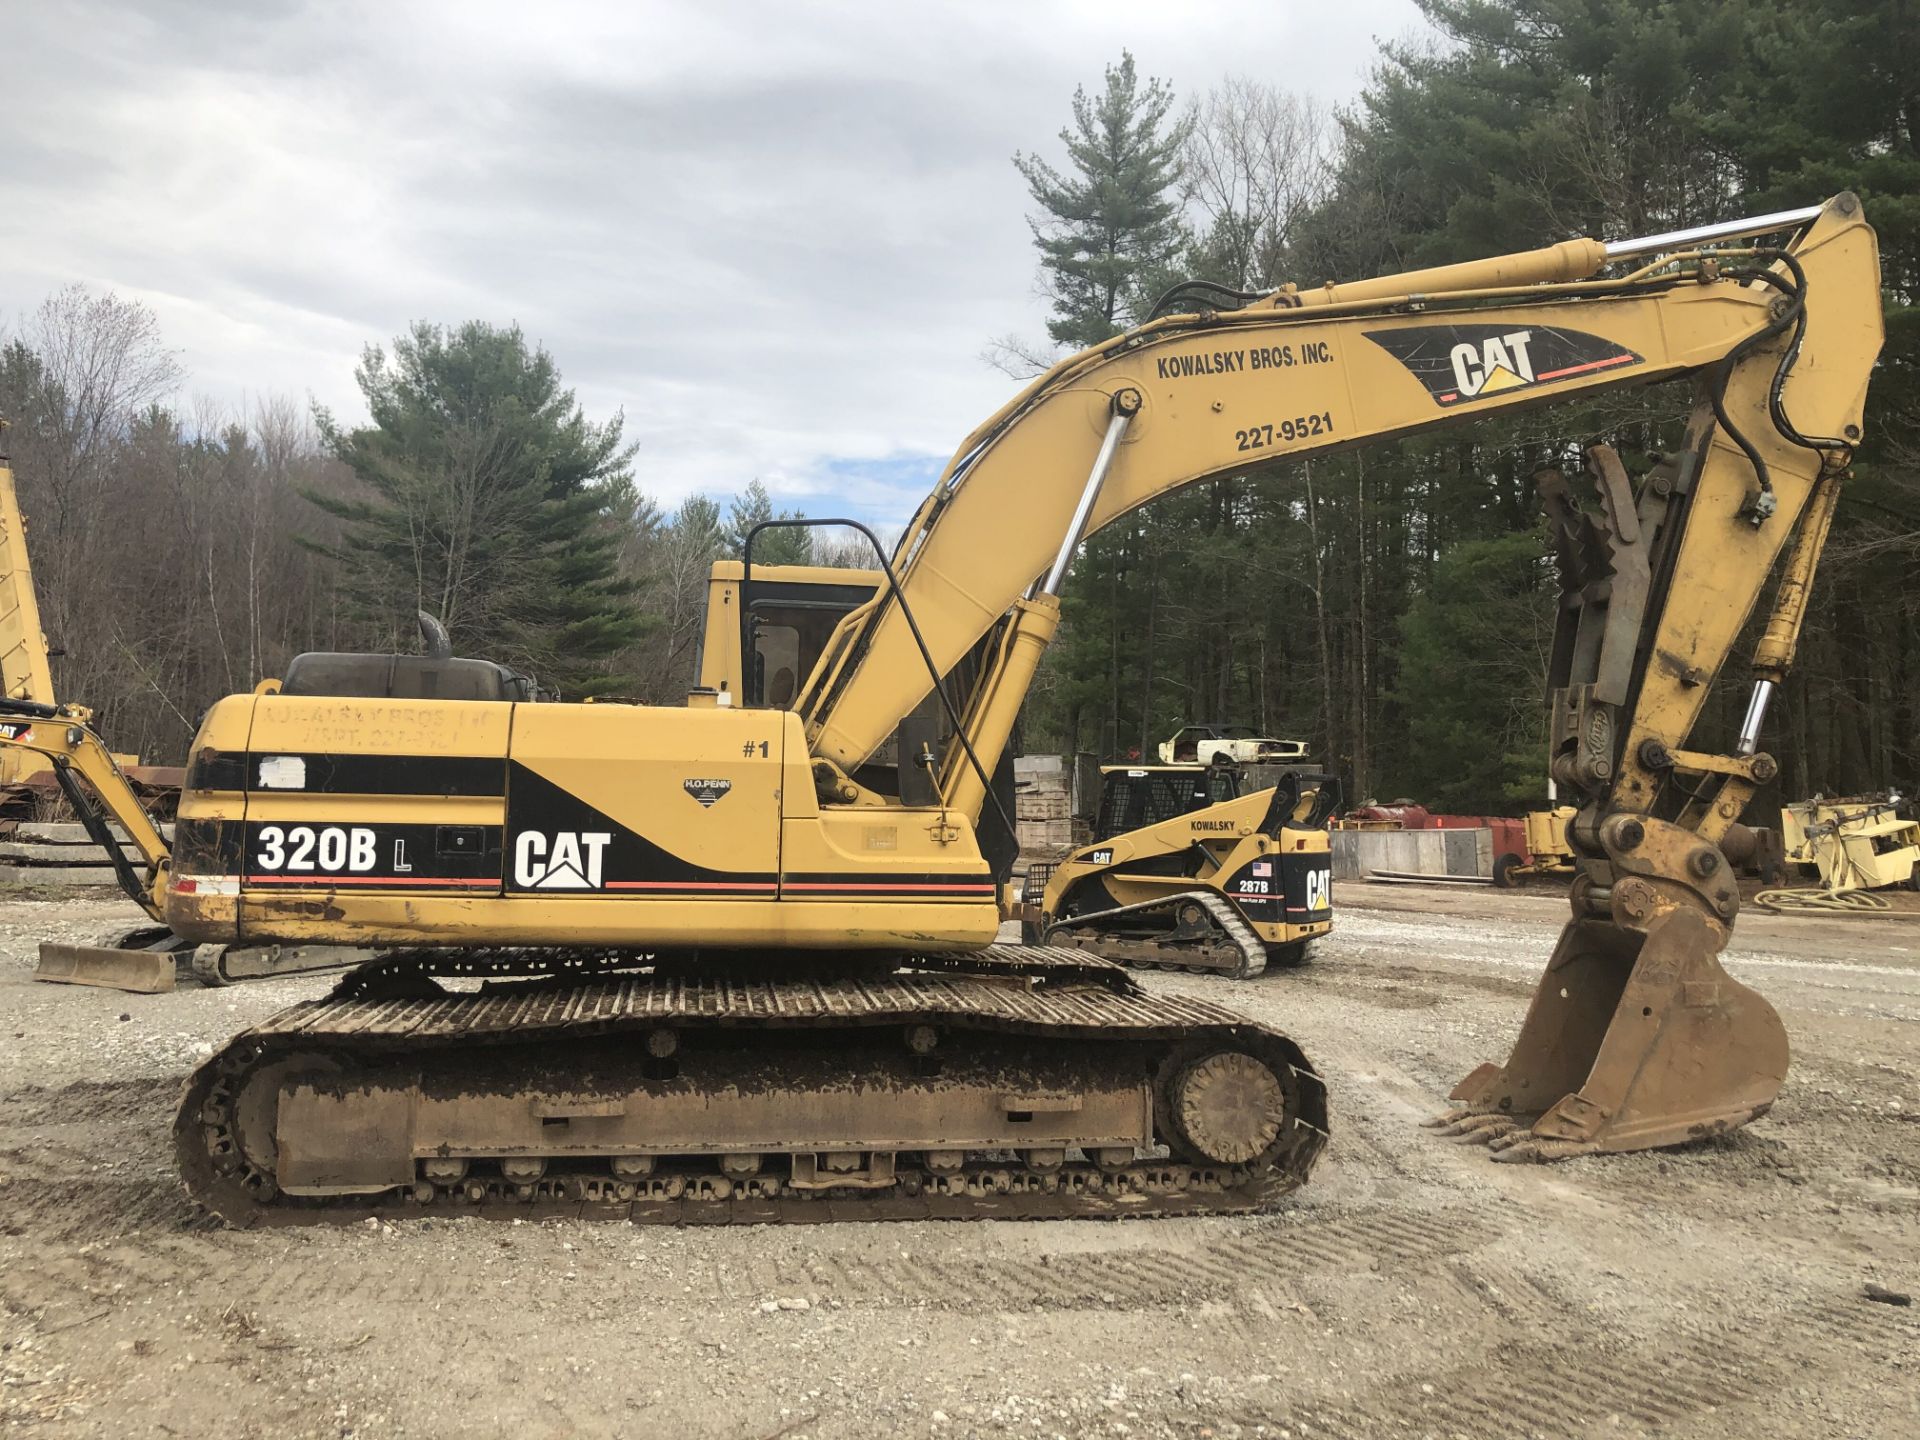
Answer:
[1159,1048,1293,1167]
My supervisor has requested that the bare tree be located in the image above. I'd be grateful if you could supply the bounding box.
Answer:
[13,286,183,535]
[618,495,727,701]
[1515,85,1743,241]
[810,528,886,569]
[1183,78,1335,288]
[980,333,1060,381]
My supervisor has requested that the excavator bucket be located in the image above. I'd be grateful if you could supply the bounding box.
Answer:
[33,940,177,994]
[1444,907,1788,1159]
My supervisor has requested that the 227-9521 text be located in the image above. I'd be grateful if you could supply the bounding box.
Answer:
[1235,412,1334,452]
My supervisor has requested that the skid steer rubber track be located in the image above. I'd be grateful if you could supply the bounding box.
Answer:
[1044,890,1268,978]
[174,945,1327,1226]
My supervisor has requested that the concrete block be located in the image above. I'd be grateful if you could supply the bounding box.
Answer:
[0,865,124,887]
[1334,827,1495,881]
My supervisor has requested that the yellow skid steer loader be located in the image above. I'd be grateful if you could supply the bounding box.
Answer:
[1022,764,1336,977]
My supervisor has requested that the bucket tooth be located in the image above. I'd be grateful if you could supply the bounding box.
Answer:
[1423,1101,1498,1130]
[1448,1113,1520,1144]
[1449,906,1787,1155]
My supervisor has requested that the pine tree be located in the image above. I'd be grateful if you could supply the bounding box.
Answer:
[1010,54,1194,760]
[1388,531,1556,810]
[1014,52,1193,348]
[307,321,646,696]
[725,478,812,565]
[672,495,727,560]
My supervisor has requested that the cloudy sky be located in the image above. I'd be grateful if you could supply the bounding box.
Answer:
[1,0,1424,527]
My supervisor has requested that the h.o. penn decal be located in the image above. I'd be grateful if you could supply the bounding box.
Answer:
[1365,323,1643,406]
[683,778,733,808]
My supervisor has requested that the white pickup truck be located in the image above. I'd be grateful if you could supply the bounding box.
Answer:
[1157,724,1310,766]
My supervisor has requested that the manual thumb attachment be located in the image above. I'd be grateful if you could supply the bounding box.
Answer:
[1448,905,1788,1160]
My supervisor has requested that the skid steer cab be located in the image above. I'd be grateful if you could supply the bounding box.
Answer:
[1020,764,1338,979]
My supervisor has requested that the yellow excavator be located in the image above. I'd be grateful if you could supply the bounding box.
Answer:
[0,450,179,817]
[0,450,57,734]
[0,194,1882,1218]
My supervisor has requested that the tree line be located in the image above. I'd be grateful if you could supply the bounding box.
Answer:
[1010,0,1918,813]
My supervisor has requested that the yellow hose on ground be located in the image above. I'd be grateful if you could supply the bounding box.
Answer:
[1754,887,1899,917]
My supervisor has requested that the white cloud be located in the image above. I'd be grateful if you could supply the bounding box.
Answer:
[0,0,1426,524]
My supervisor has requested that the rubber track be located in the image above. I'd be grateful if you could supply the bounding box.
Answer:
[175,946,1328,1226]
[1047,890,1267,977]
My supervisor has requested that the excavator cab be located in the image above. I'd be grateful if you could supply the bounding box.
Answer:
[697,562,881,711]
[699,555,1022,885]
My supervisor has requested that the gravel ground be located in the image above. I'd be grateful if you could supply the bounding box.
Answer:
[1,887,1916,1438]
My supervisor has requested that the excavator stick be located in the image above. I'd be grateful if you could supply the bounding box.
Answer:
[1432,426,1813,1161]
[1446,907,1788,1159]
[1436,189,1879,1159]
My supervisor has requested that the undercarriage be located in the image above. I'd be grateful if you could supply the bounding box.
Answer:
[176,946,1328,1225]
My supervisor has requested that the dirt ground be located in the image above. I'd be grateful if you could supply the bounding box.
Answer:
[1,886,1915,1439]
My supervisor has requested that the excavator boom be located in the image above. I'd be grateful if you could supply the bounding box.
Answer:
[803,201,1875,802]
[0,456,55,711]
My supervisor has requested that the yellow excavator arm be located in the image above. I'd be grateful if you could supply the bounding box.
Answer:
[0,695,170,916]
[0,452,62,796]
[801,197,1878,837]
[0,453,169,918]
[0,452,56,709]
[782,194,1880,1159]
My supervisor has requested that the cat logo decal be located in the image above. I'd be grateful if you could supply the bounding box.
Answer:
[1366,323,1642,406]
